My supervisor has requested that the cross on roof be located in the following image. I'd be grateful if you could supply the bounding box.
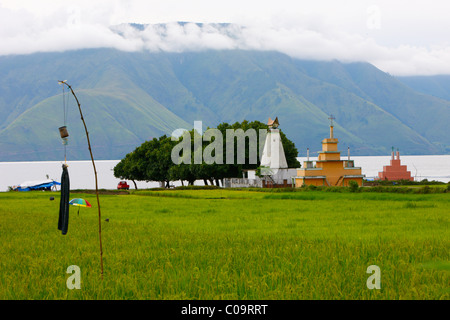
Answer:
[328,114,336,126]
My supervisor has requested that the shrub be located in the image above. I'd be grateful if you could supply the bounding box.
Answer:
[176,185,220,190]
[323,186,343,192]
[348,180,359,192]
[416,185,431,194]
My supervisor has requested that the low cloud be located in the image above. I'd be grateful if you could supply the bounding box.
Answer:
[1,3,450,76]
[0,4,142,55]
[111,22,450,76]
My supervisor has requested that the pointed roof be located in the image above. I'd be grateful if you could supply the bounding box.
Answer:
[267,117,279,129]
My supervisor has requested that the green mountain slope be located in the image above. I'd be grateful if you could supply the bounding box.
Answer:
[397,75,450,101]
[0,49,449,161]
[294,60,450,154]
[0,52,191,161]
[341,63,450,150]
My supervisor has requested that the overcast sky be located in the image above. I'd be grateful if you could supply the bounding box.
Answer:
[1,0,449,76]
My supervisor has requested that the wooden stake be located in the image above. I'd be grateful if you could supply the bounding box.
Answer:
[59,80,104,279]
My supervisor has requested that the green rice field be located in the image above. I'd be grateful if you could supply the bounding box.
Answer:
[0,188,448,299]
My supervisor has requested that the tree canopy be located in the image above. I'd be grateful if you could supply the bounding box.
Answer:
[114,120,300,187]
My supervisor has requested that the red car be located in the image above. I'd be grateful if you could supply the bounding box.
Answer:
[117,181,130,190]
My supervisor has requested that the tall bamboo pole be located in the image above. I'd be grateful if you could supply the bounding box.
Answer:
[59,80,104,279]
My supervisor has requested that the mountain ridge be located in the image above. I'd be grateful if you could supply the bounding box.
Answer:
[0,48,449,162]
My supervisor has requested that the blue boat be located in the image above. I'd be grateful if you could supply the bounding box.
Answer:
[14,179,61,191]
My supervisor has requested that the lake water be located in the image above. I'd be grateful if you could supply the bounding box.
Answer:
[0,155,449,192]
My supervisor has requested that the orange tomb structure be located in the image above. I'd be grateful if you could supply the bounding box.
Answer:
[294,117,365,187]
[378,149,413,181]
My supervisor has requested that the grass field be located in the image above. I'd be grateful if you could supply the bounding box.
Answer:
[0,188,448,300]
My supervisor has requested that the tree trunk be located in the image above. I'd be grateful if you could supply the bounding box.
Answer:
[215,179,220,186]
[203,179,208,185]
[132,180,138,190]
[181,180,184,186]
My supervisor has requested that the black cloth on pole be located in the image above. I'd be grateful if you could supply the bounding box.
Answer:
[58,164,70,235]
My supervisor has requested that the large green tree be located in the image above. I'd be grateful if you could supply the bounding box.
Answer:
[217,120,300,170]
[113,151,142,189]
[114,135,176,188]
[169,120,300,186]
[114,120,300,187]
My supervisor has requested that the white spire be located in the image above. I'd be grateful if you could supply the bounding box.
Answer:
[260,128,288,169]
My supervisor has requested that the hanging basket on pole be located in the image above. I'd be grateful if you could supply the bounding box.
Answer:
[57,80,104,279]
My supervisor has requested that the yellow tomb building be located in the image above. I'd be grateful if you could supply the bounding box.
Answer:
[294,116,365,187]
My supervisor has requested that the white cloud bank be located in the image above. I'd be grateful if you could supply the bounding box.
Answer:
[1,2,450,76]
